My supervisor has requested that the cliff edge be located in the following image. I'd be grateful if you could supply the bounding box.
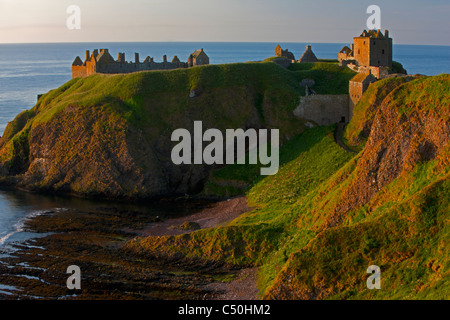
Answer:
[0,63,309,199]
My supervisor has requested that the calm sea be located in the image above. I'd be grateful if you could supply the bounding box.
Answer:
[0,42,449,251]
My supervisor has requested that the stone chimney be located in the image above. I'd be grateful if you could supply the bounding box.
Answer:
[135,53,140,64]
[385,30,389,38]
[306,45,311,50]
[85,50,90,62]
[118,52,125,63]
[163,55,167,63]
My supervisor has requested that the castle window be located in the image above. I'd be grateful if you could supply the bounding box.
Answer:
[382,49,385,54]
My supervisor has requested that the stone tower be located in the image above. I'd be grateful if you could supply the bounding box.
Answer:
[351,30,392,68]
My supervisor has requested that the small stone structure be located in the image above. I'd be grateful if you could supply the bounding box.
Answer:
[72,48,210,78]
[188,49,210,68]
[349,72,377,118]
[275,45,296,61]
[298,45,319,63]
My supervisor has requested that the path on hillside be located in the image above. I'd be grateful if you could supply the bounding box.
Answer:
[335,123,358,154]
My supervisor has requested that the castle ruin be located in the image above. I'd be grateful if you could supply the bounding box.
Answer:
[275,45,296,61]
[72,48,210,78]
[294,30,394,126]
[274,45,319,64]
[339,29,393,77]
[340,30,393,113]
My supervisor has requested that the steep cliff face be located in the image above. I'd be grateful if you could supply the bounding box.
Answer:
[264,74,449,299]
[0,63,307,199]
[322,74,449,229]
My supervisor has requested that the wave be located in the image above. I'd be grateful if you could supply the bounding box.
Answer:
[0,210,54,247]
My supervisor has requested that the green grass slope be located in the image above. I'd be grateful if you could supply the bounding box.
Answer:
[127,74,449,300]
[126,126,356,267]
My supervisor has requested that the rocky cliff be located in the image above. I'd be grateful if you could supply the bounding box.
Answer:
[0,63,307,199]
[264,74,449,299]
[125,74,449,300]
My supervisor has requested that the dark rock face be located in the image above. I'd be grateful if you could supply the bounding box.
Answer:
[12,105,233,200]
[21,106,170,199]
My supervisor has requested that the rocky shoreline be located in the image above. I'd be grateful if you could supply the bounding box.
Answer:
[0,197,258,300]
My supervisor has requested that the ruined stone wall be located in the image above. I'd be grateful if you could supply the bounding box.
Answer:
[353,38,371,67]
[357,66,389,79]
[349,82,363,119]
[72,65,87,78]
[72,60,189,78]
[293,95,350,126]
[194,53,209,66]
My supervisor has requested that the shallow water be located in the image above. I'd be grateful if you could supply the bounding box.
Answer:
[0,191,220,300]
[0,188,198,252]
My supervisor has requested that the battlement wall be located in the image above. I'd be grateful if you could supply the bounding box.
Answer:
[72,48,207,78]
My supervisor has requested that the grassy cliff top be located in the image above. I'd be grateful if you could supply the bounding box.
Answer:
[2,61,354,143]
[345,74,449,147]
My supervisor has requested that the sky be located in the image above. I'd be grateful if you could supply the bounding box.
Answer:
[0,0,449,45]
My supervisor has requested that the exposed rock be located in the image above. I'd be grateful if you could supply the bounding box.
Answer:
[322,75,450,229]
[264,74,450,301]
